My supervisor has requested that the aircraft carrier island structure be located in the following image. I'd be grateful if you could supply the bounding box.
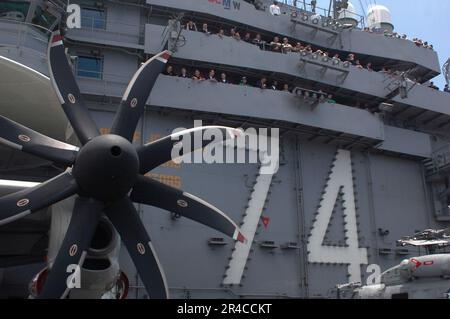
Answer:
[0,0,449,298]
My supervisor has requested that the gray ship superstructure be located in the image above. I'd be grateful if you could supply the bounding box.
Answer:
[0,0,449,299]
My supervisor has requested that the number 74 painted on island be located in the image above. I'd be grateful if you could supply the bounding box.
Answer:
[224,149,369,285]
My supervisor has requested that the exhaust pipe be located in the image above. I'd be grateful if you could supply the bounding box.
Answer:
[87,217,118,258]
[37,197,124,298]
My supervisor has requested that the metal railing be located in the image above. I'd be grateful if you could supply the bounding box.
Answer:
[0,19,51,59]
[74,65,133,81]
[72,16,145,45]
[74,67,132,97]
[281,0,331,16]
[278,0,366,28]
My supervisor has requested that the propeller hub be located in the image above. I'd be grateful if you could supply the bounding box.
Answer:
[73,134,139,202]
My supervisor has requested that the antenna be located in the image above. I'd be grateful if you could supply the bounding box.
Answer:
[328,0,334,18]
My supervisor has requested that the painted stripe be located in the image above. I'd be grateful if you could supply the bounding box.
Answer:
[155,57,168,63]
[171,126,237,140]
[182,192,240,233]
[60,144,80,152]
[0,210,31,226]
[161,51,171,60]
[51,40,63,47]
[0,137,23,150]
[148,241,170,298]
[47,32,66,104]
[144,126,237,147]
[122,50,172,101]
[156,51,171,63]
[0,179,40,188]
[46,140,79,152]
[52,34,63,43]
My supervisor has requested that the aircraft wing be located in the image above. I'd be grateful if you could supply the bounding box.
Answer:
[0,55,68,140]
[0,54,70,269]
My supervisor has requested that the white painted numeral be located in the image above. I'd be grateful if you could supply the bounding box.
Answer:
[223,134,279,285]
[307,150,368,283]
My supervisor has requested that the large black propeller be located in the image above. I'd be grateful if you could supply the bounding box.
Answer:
[0,31,246,299]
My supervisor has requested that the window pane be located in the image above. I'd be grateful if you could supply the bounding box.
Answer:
[81,8,106,29]
[0,1,29,22]
[32,6,57,30]
[77,56,103,79]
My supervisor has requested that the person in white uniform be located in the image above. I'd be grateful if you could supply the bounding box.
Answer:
[269,1,281,16]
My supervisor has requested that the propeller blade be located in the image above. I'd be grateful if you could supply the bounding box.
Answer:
[104,197,169,299]
[137,126,242,174]
[39,197,103,299]
[110,50,172,142]
[48,31,99,144]
[131,176,246,243]
[0,171,77,226]
[0,115,78,166]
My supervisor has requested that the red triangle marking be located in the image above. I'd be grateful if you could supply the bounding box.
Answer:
[261,216,270,229]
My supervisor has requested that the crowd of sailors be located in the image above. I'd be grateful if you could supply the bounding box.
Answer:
[187,20,399,74]
[183,19,447,93]
[162,65,336,104]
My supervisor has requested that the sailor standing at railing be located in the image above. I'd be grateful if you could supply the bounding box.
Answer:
[269,1,281,16]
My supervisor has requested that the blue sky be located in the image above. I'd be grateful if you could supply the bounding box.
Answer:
[285,0,450,89]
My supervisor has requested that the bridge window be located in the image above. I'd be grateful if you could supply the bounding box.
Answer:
[81,7,106,30]
[76,56,103,79]
[0,1,29,22]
